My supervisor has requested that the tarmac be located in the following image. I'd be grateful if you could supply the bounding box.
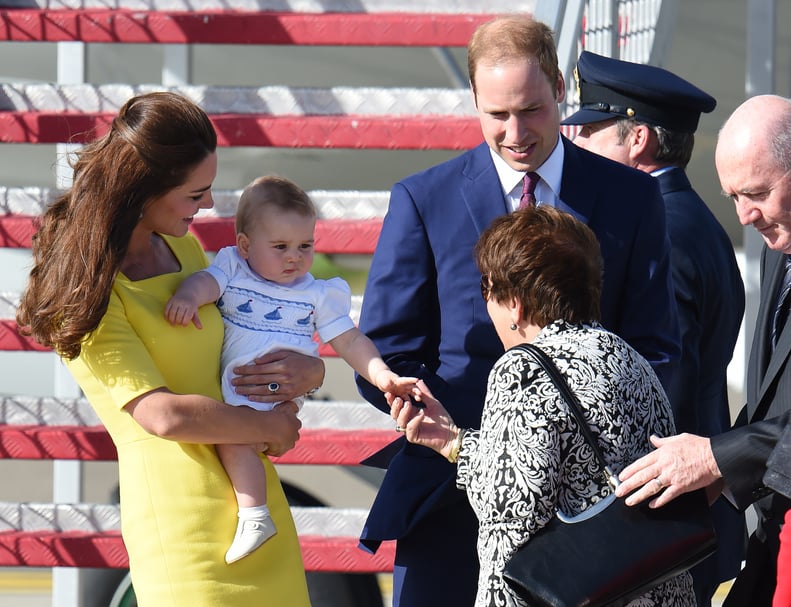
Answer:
[0,570,396,606]
[0,571,728,606]
[0,569,50,607]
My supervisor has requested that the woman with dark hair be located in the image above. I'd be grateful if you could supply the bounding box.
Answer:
[391,205,695,606]
[16,92,319,605]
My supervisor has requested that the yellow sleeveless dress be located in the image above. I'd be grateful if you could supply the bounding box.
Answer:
[66,233,310,606]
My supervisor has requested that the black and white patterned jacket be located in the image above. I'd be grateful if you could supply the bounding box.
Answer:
[456,320,695,607]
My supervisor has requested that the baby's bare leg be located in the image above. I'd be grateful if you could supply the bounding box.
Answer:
[217,443,268,507]
[216,443,277,564]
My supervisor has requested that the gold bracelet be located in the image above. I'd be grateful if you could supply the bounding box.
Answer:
[447,427,467,464]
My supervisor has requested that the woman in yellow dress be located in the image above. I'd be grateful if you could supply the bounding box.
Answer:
[15,91,320,606]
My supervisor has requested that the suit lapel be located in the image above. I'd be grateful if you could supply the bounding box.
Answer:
[462,137,592,231]
[459,137,620,237]
[753,248,789,418]
[555,136,595,224]
[460,143,510,235]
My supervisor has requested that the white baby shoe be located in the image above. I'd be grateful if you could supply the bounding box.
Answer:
[225,515,277,564]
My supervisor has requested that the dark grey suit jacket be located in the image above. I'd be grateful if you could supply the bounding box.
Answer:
[712,246,791,521]
[762,245,791,499]
[765,423,791,498]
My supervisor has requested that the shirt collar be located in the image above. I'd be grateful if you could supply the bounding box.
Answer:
[489,136,564,207]
[650,166,677,177]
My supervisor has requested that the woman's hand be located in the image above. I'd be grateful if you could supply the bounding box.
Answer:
[125,388,302,450]
[231,350,325,403]
[390,379,459,458]
[258,400,302,457]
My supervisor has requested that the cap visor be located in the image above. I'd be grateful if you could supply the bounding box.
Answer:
[561,108,616,126]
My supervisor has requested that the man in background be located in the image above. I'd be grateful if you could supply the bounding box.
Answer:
[616,95,791,607]
[562,50,745,606]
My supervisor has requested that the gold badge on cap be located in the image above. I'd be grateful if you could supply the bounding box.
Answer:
[627,108,635,117]
[573,66,581,104]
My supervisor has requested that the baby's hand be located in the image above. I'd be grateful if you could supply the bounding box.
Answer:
[164,296,203,328]
[375,369,417,399]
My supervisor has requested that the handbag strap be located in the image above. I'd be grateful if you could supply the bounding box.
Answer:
[515,342,619,491]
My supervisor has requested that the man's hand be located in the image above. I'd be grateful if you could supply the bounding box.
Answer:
[615,434,722,508]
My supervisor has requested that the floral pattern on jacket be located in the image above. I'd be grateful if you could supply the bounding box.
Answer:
[456,320,695,607]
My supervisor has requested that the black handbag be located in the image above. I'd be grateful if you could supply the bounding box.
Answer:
[502,343,717,607]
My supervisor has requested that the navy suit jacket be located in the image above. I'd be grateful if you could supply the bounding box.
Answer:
[659,168,744,436]
[356,137,680,547]
[658,167,746,585]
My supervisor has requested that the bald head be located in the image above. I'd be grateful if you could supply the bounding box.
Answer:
[716,95,791,252]
[716,95,791,171]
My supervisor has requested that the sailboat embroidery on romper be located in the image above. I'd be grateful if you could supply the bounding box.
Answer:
[264,306,283,320]
[296,311,314,326]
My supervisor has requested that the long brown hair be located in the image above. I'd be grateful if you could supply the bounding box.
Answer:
[16,91,217,359]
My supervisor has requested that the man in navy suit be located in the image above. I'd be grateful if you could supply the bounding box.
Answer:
[355,16,680,606]
[560,50,746,607]
[616,95,791,607]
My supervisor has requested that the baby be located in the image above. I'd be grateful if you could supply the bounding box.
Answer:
[165,175,415,563]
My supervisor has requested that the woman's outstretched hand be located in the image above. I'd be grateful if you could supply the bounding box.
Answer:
[387,379,459,458]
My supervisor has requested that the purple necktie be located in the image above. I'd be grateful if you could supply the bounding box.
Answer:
[519,172,540,209]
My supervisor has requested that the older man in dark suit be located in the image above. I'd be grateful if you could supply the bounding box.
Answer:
[355,15,681,607]
[561,51,746,607]
[617,94,791,607]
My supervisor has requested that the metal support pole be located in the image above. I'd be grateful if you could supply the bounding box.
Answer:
[555,0,587,117]
[53,40,86,607]
[163,45,191,86]
[742,0,776,392]
[431,48,467,89]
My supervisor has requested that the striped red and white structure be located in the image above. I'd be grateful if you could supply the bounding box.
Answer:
[0,82,481,147]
